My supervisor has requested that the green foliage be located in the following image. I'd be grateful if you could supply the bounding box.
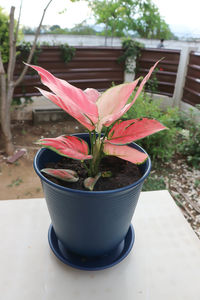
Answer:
[177,113,200,169]
[0,6,23,63]
[12,96,33,106]
[142,174,166,191]
[12,98,21,106]
[50,28,68,34]
[49,25,61,31]
[21,0,174,40]
[146,67,159,94]
[23,22,98,36]
[17,41,75,67]
[17,41,41,64]
[60,44,76,64]
[22,26,36,34]
[195,104,200,111]
[123,92,181,162]
[83,0,173,39]
[7,177,23,188]
[132,0,173,39]
[195,179,200,188]
[118,37,144,73]
[69,21,98,35]
[88,0,127,38]
[0,7,10,63]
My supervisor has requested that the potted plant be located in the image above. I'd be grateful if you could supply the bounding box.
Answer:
[29,61,166,270]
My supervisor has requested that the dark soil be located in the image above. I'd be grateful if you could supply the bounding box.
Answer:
[44,156,142,191]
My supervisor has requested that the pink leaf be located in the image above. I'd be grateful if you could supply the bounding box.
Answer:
[84,88,101,103]
[107,118,167,145]
[103,142,148,164]
[98,60,161,129]
[113,60,161,122]
[96,78,140,131]
[37,88,95,131]
[26,64,98,128]
[37,135,92,160]
[41,168,79,182]
[84,173,101,191]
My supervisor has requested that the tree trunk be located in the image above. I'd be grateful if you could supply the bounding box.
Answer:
[0,6,16,155]
[0,56,15,155]
[0,0,53,156]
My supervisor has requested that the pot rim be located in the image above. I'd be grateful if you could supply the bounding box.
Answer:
[34,135,151,195]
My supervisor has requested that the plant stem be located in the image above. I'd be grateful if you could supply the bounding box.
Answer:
[88,127,110,177]
[82,161,90,174]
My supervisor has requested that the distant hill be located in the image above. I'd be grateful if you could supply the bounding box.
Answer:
[170,24,200,40]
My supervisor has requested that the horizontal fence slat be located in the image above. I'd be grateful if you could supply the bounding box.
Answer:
[13,46,125,97]
[14,71,124,84]
[186,75,200,84]
[138,58,179,66]
[135,48,180,96]
[184,86,200,97]
[182,51,200,106]
[138,68,177,76]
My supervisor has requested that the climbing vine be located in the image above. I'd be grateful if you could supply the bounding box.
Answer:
[17,41,41,65]
[118,37,144,73]
[60,43,76,64]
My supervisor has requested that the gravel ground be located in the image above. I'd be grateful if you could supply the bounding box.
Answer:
[163,159,200,238]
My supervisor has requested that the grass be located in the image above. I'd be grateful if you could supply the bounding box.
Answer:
[7,177,23,188]
[142,174,166,191]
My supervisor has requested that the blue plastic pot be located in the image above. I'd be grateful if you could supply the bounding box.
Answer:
[34,133,151,257]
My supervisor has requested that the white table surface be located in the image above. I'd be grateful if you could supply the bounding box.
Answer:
[1,190,200,300]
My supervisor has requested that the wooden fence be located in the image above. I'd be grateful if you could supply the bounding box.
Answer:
[13,46,200,107]
[13,46,124,98]
[182,51,200,106]
[135,48,180,97]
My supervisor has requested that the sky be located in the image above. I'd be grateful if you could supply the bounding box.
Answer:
[0,0,91,29]
[1,0,200,38]
[153,0,200,38]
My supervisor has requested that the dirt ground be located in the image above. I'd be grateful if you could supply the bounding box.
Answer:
[0,119,83,200]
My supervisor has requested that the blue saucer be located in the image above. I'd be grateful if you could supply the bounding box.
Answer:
[48,224,135,271]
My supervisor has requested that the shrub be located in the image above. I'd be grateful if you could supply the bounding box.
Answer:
[177,112,200,169]
[123,92,181,162]
[0,7,9,63]
[0,7,23,63]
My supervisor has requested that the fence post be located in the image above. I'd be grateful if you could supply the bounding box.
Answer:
[172,46,198,107]
[124,58,136,82]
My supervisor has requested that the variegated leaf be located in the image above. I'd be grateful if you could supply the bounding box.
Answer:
[41,168,79,182]
[97,60,161,130]
[107,118,167,145]
[26,64,98,130]
[37,88,96,131]
[84,88,101,103]
[103,142,148,164]
[84,173,101,191]
[36,135,92,161]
